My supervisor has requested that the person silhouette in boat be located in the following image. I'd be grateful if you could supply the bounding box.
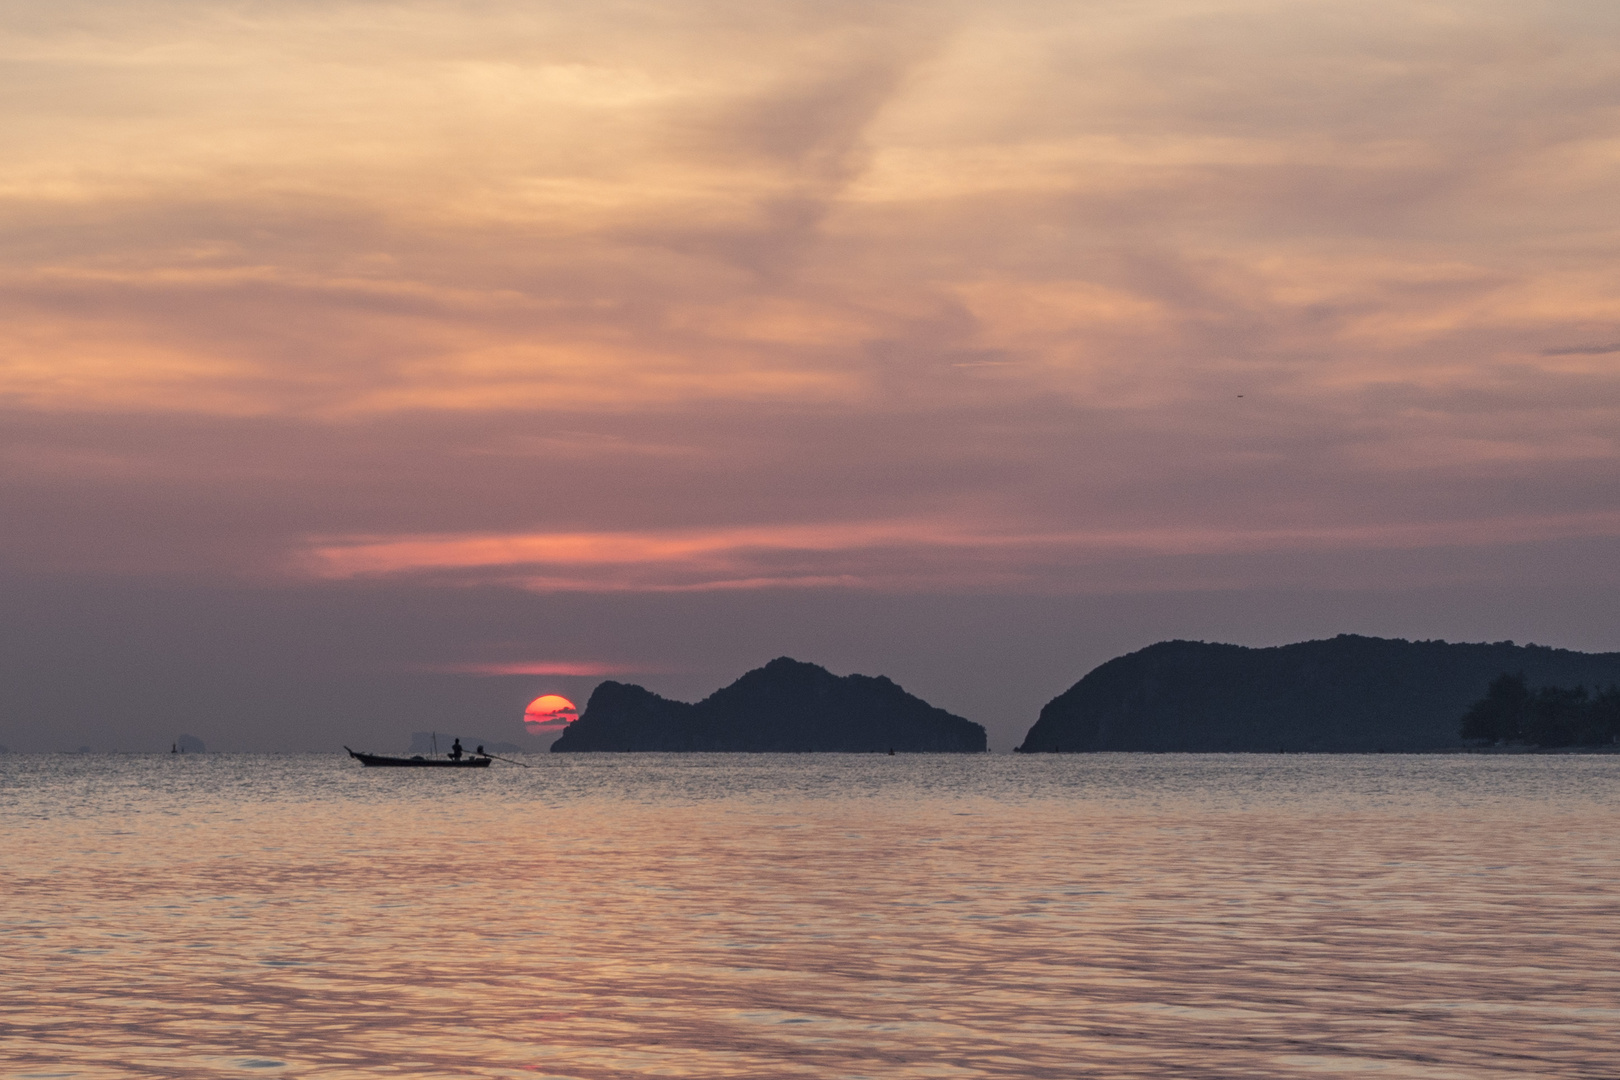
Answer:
[450,738,464,761]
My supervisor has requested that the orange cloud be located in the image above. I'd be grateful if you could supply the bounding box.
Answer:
[3,0,1617,428]
[303,511,1620,593]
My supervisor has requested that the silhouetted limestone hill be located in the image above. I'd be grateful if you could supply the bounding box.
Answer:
[1015,635,1620,753]
[551,657,987,752]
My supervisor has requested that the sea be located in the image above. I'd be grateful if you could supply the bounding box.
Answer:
[2,753,1617,1080]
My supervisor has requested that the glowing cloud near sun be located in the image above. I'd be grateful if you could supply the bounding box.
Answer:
[523,694,579,734]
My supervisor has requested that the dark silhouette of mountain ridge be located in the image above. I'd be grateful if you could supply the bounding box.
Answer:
[551,657,986,752]
[1016,635,1620,752]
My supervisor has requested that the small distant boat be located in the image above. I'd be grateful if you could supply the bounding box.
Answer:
[345,746,492,768]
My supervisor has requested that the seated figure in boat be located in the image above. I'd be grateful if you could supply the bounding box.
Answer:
[450,738,464,761]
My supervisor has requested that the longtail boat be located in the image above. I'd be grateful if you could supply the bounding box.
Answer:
[345,746,492,768]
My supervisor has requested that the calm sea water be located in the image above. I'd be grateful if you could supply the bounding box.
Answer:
[2,753,1617,1079]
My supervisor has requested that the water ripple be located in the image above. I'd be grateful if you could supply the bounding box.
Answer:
[1,753,1616,1078]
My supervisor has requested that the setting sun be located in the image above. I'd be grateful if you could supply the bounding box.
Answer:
[523,694,579,734]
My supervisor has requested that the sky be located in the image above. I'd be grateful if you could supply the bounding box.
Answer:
[4,0,1620,752]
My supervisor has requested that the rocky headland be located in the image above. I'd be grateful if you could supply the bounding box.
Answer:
[551,657,987,752]
[1016,635,1620,753]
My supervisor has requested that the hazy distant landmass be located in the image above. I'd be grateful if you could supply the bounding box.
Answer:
[1016,635,1620,753]
[552,657,987,752]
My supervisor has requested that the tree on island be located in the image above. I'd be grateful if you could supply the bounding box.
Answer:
[1459,673,1531,743]
[1460,673,1620,747]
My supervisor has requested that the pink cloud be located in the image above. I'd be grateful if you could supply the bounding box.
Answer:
[425,660,665,676]
[301,510,1620,594]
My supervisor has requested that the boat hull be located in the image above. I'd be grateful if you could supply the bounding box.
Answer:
[345,747,492,767]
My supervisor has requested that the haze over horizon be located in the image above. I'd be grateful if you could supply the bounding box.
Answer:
[4,0,1620,752]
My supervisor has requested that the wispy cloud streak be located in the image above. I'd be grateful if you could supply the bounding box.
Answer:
[1544,343,1620,356]
[423,660,665,676]
[306,511,1620,593]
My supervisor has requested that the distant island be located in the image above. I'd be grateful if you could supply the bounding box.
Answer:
[552,657,987,752]
[1016,635,1620,753]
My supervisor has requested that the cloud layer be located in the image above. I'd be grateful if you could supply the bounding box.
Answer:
[3,1,1620,749]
